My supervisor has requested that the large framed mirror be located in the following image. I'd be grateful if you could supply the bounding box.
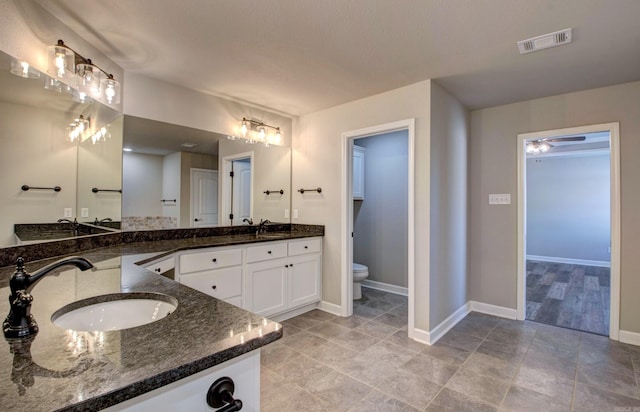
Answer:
[0,50,123,247]
[121,116,291,230]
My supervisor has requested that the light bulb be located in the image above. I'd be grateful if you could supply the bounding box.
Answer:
[55,49,66,77]
[258,126,266,141]
[241,121,248,137]
[274,129,282,145]
[104,83,116,103]
[539,142,550,152]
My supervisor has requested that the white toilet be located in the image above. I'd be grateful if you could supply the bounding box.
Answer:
[353,263,369,300]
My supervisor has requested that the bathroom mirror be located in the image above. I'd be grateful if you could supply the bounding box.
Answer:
[121,116,291,230]
[0,49,123,247]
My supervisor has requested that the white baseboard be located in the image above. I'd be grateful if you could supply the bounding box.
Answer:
[526,255,610,268]
[619,330,640,347]
[270,302,319,322]
[411,327,431,345]
[469,301,517,320]
[362,279,408,296]
[317,300,343,317]
[426,302,471,345]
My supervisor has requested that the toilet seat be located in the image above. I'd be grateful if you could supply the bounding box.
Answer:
[353,263,368,272]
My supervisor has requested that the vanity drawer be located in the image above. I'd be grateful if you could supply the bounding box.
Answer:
[288,238,322,256]
[179,248,241,274]
[179,267,242,300]
[245,242,287,263]
[145,257,175,275]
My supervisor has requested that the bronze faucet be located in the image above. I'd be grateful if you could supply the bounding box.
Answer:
[3,256,94,339]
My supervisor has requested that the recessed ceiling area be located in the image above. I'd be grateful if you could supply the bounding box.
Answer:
[35,0,640,116]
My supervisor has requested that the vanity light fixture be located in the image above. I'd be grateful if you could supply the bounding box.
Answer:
[10,59,40,79]
[68,115,90,143]
[236,117,282,147]
[47,40,121,105]
[526,140,551,154]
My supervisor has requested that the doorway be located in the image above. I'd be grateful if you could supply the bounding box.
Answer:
[221,152,254,226]
[342,119,416,339]
[517,123,621,339]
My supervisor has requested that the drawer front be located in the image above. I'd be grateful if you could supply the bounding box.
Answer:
[180,267,242,300]
[245,242,287,263]
[288,238,322,256]
[146,257,175,274]
[179,248,241,274]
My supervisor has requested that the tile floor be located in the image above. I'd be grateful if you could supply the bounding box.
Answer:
[526,260,610,336]
[261,287,640,411]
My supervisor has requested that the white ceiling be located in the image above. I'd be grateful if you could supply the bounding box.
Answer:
[35,0,640,117]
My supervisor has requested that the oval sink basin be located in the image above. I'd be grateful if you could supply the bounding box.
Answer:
[51,293,177,332]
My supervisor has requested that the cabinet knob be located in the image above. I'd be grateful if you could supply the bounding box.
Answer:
[304,246,308,249]
[267,250,272,254]
[212,258,217,263]
[212,285,217,290]
[290,264,294,267]
[194,218,202,222]
[285,264,289,268]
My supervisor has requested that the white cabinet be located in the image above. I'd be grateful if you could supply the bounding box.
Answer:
[106,351,260,411]
[244,238,322,317]
[353,145,365,200]
[175,237,322,317]
[178,246,243,307]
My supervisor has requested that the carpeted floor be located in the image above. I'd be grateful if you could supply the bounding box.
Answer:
[525,260,610,336]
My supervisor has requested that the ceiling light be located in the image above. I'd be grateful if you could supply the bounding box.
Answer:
[46,39,121,106]
[517,28,572,54]
[123,148,132,152]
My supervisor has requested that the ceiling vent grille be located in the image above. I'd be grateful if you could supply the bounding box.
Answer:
[517,28,572,54]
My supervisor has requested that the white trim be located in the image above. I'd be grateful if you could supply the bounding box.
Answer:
[317,300,343,316]
[526,255,610,268]
[341,119,416,336]
[469,301,517,320]
[517,122,621,341]
[427,302,471,345]
[362,280,408,296]
[220,151,255,226]
[269,302,319,322]
[411,328,431,345]
[619,330,640,347]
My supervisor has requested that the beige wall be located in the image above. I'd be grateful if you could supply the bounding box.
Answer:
[429,82,469,326]
[293,80,432,330]
[469,80,640,333]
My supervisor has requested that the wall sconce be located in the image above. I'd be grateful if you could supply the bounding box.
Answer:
[47,39,121,105]
[230,117,282,147]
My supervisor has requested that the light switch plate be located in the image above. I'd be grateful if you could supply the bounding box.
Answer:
[81,208,89,218]
[284,209,290,219]
[293,209,299,219]
[489,194,511,205]
[64,208,73,217]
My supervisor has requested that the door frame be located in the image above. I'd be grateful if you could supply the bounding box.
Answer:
[220,151,254,226]
[341,119,416,338]
[516,122,620,339]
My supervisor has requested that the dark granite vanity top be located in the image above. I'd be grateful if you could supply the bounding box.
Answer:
[0,227,327,411]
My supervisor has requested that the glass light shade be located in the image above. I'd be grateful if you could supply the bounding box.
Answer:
[257,126,266,142]
[10,59,40,79]
[77,63,103,97]
[43,75,73,95]
[274,129,282,145]
[48,43,75,80]
[240,119,249,137]
[101,76,120,104]
[539,142,550,152]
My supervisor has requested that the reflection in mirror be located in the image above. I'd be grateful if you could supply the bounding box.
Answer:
[0,50,123,247]
[122,116,291,230]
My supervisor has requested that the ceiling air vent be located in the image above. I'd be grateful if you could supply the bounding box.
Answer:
[517,28,572,54]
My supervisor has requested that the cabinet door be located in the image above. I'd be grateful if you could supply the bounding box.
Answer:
[353,145,365,200]
[179,267,242,300]
[244,260,288,317]
[288,254,322,308]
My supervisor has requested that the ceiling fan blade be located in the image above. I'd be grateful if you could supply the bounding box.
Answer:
[545,136,586,142]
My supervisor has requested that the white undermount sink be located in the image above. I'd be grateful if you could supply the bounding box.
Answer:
[51,293,177,332]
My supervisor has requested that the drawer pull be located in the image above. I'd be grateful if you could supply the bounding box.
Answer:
[304,246,308,249]
[155,268,161,273]
[212,285,217,290]
[285,264,289,268]
[212,258,217,263]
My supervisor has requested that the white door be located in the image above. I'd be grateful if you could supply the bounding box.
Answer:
[232,160,252,224]
[191,169,218,227]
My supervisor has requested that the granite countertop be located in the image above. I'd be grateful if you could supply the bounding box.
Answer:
[0,231,318,411]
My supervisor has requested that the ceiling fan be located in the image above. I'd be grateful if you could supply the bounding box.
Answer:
[526,136,586,154]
